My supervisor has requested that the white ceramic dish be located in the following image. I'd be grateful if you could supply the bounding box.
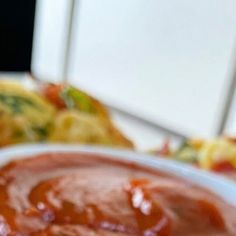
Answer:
[0,144,235,205]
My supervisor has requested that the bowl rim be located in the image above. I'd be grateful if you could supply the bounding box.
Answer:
[0,143,235,205]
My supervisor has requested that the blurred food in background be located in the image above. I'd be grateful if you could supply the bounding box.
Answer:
[0,80,133,148]
[2,79,236,181]
[152,137,236,180]
[0,80,55,146]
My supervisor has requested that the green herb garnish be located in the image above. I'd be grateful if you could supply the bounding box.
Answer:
[0,94,40,114]
[60,87,93,113]
[175,141,198,163]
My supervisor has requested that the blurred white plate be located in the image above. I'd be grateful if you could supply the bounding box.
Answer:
[0,144,235,205]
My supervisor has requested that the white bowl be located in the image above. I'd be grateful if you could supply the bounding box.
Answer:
[0,144,235,205]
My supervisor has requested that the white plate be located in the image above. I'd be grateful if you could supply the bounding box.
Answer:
[0,144,235,205]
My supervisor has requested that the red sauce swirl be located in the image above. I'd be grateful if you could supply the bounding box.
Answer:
[0,152,235,236]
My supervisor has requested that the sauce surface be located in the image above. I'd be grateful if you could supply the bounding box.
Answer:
[0,152,236,236]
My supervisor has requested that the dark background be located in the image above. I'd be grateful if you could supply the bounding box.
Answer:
[0,1,36,71]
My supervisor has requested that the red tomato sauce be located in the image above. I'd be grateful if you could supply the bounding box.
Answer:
[0,152,235,236]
